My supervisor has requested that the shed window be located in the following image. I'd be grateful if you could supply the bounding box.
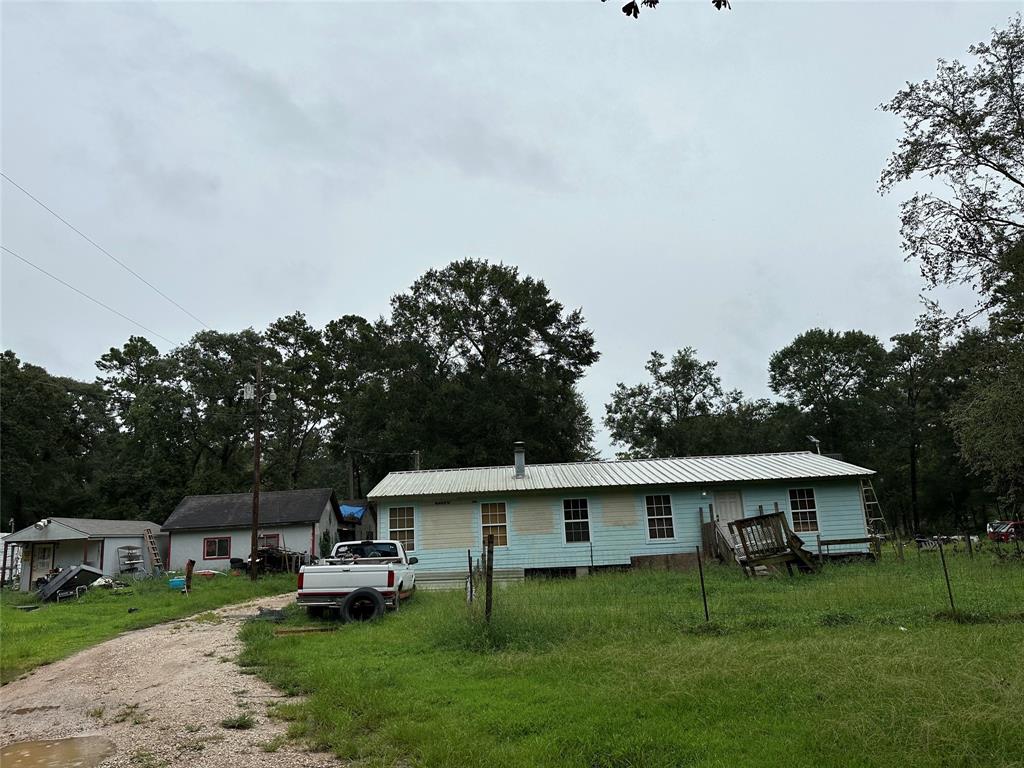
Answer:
[203,537,230,559]
[563,499,590,543]
[481,502,508,546]
[389,507,415,552]
[788,488,818,533]
[645,495,675,539]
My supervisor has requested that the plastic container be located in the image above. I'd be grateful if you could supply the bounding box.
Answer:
[168,577,186,590]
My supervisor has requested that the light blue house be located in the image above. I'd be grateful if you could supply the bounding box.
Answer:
[367,445,875,585]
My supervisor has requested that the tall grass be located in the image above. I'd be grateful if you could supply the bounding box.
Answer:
[0,572,296,683]
[241,554,1023,768]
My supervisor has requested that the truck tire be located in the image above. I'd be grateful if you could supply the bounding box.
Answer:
[341,588,386,623]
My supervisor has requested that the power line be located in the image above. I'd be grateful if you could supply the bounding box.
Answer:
[1,172,209,329]
[1,245,176,345]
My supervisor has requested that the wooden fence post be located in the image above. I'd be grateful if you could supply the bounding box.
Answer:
[467,548,474,605]
[484,534,495,623]
[184,559,195,596]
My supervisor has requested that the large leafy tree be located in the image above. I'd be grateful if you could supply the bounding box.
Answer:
[768,329,888,456]
[378,259,600,470]
[605,348,725,458]
[880,15,1023,322]
[1,351,110,529]
[605,348,799,459]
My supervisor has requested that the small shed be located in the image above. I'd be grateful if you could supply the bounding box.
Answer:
[2,518,166,591]
[161,488,372,571]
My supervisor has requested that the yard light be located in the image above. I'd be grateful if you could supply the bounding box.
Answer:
[807,436,821,454]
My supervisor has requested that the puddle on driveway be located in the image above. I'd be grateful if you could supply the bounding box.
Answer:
[0,736,115,767]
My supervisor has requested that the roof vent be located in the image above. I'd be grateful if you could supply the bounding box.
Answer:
[514,442,526,479]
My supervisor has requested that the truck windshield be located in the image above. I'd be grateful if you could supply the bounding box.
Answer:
[336,542,400,559]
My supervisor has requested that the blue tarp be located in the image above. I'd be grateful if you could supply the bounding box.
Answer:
[340,504,366,521]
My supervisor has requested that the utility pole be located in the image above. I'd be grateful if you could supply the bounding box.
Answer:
[250,359,262,582]
[243,359,274,581]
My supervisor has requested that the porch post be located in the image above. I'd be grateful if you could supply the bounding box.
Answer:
[1,542,8,590]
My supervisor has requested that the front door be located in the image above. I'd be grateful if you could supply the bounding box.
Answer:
[714,491,744,523]
[31,544,54,583]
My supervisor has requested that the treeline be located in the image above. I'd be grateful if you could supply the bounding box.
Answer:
[2,249,1021,533]
[1,260,598,529]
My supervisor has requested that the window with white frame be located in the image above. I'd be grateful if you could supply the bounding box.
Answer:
[481,502,508,546]
[788,488,818,533]
[645,495,675,539]
[389,507,415,551]
[563,498,590,543]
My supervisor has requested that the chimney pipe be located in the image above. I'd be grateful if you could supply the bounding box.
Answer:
[514,441,526,479]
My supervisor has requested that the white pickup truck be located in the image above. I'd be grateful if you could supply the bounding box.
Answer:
[296,539,417,621]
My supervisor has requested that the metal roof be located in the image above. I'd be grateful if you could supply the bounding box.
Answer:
[367,451,873,499]
[5,517,163,544]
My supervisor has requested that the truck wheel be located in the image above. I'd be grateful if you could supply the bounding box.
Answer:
[341,588,386,623]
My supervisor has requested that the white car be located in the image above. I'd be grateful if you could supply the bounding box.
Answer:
[296,539,417,621]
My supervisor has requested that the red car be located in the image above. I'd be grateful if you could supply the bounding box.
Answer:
[988,521,1022,542]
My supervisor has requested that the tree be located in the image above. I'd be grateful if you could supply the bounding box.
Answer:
[880,15,1024,322]
[768,329,888,455]
[605,348,724,458]
[379,259,600,469]
[1,351,110,529]
[949,341,1024,515]
[606,0,731,22]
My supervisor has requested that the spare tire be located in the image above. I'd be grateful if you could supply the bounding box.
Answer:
[341,587,386,623]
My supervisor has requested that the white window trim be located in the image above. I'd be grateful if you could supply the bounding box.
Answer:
[788,488,820,534]
[388,505,416,552]
[479,500,510,548]
[644,493,677,543]
[561,497,591,545]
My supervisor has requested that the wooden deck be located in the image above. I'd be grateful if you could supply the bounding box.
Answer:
[702,512,817,576]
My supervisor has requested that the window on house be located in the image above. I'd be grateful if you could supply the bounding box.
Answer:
[481,502,508,546]
[563,498,590,543]
[389,507,415,551]
[788,488,819,533]
[645,495,675,539]
[203,537,230,559]
[257,533,280,549]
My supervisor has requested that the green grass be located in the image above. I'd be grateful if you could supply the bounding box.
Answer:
[240,554,1024,768]
[0,572,296,684]
[220,712,256,730]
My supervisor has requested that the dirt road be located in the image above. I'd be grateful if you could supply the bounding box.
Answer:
[0,594,338,767]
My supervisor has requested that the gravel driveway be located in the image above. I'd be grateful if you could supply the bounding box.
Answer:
[0,594,339,767]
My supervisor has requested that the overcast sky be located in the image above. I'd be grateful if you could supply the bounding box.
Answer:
[1,1,1014,456]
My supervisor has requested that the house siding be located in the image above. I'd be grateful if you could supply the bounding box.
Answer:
[166,524,317,571]
[376,478,868,579]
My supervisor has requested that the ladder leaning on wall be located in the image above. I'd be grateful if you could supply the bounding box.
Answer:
[143,528,164,574]
[860,478,896,556]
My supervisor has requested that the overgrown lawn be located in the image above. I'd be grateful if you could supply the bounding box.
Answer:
[240,554,1023,768]
[0,572,296,683]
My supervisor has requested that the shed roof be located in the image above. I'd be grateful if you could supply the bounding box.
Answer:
[367,451,873,499]
[5,517,163,544]
[162,488,339,531]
